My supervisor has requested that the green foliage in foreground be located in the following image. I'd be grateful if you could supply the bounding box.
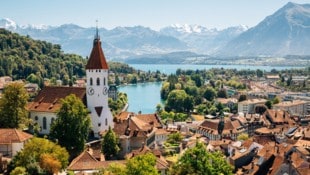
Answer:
[96,153,158,175]
[8,137,69,175]
[170,142,233,175]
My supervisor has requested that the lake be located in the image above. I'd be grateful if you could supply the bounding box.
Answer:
[118,82,163,114]
[118,64,305,114]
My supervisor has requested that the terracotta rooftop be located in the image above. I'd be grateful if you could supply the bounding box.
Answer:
[27,86,86,112]
[85,37,108,70]
[265,109,289,124]
[114,115,155,138]
[67,149,125,171]
[135,114,162,128]
[0,129,33,144]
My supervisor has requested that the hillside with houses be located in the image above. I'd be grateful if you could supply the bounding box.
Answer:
[0,29,309,175]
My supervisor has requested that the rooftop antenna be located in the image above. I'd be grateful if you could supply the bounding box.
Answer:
[95,20,100,40]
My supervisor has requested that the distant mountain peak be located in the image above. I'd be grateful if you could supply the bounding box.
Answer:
[0,18,17,30]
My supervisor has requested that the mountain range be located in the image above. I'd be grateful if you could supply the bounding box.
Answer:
[1,2,310,61]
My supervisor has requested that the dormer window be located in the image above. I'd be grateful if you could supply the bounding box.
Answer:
[90,78,93,86]
[97,78,100,86]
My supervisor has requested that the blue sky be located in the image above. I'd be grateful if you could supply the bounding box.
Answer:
[1,0,309,30]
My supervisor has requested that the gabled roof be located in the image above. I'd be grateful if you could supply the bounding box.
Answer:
[135,114,162,128]
[85,38,108,70]
[68,149,126,171]
[0,129,33,144]
[27,86,86,112]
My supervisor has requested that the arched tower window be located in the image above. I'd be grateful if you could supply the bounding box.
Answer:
[97,78,100,86]
[90,78,93,86]
[43,117,47,130]
[104,77,106,86]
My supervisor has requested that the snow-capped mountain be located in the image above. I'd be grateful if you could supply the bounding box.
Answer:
[220,2,310,56]
[1,2,310,59]
[160,24,247,54]
[0,18,17,30]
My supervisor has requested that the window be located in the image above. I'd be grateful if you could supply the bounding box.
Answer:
[104,77,106,86]
[90,78,93,86]
[98,123,101,127]
[105,118,108,126]
[35,116,38,120]
[43,117,47,130]
[97,78,100,86]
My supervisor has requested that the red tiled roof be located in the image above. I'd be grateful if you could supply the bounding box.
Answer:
[27,86,86,112]
[136,114,162,128]
[68,149,125,171]
[0,129,33,144]
[85,38,109,69]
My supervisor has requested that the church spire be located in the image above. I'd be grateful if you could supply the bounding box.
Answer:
[95,20,100,40]
[86,21,109,70]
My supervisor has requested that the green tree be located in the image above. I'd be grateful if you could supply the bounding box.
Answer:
[50,94,91,158]
[237,133,249,141]
[0,82,29,128]
[238,94,247,102]
[217,88,228,98]
[256,69,264,78]
[272,97,280,104]
[126,153,159,175]
[170,142,233,175]
[203,87,216,101]
[166,132,183,145]
[165,90,192,112]
[102,126,120,160]
[265,100,272,109]
[8,137,69,175]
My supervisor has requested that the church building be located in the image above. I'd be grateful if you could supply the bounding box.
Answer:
[28,28,114,137]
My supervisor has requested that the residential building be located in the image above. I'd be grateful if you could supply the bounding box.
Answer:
[0,129,33,157]
[273,100,309,116]
[238,98,267,114]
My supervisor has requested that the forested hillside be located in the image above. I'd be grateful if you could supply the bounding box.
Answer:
[0,29,86,86]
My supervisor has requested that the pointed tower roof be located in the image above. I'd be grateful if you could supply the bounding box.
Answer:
[86,26,109,69]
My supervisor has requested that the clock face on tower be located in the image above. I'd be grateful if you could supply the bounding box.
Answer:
[103,87,108,95]
[87,87,94,96]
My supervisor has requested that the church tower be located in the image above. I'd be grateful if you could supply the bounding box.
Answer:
[86,27,114,137]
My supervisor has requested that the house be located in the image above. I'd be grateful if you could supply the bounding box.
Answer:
[238,98,267,114]
[0,129,33,157]
[67,147,126,174]
[196,117,244,141]
[113,112,158,157]
[126,145,169,175]
[264,109,291,126]
[273,100,309,116]
[215,98,238,110]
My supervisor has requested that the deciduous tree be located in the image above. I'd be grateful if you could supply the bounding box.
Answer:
[126,153,159,175]
[50,94,91,158]
[170,142,233,175]
[8,137,69,175]
[0,82,29,128]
